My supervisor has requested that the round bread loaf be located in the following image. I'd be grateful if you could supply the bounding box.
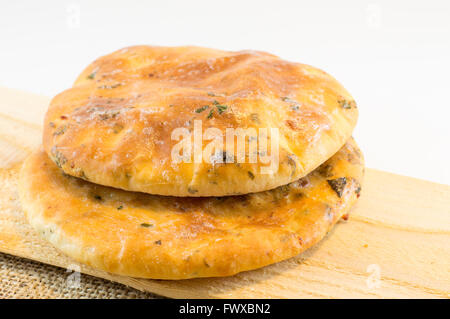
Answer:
[20,139,363,279]
[43,46,358,196]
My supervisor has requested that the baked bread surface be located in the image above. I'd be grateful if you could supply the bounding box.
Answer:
[43,46,358,196]
[19,139,364,279]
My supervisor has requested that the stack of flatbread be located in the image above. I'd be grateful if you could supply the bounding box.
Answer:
[19,46,363,279]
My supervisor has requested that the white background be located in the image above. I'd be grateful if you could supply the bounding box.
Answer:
[1,0,449,184]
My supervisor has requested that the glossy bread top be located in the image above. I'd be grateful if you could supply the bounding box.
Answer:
[43,46,358,196]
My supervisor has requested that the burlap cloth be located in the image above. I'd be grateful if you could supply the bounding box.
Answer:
[0,252,160,299]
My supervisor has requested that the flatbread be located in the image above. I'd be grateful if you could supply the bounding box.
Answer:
[19,139,364,279]
[43,46,358,196]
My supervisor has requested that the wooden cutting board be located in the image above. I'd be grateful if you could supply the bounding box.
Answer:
[0,86,449,299]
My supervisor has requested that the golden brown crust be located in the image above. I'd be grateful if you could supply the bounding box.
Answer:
[43,46,358,196]
[19,139,364,279]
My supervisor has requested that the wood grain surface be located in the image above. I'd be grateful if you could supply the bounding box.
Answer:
[0,87,449,299]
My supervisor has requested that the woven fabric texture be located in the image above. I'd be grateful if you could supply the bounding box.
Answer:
[0,252,160,299]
